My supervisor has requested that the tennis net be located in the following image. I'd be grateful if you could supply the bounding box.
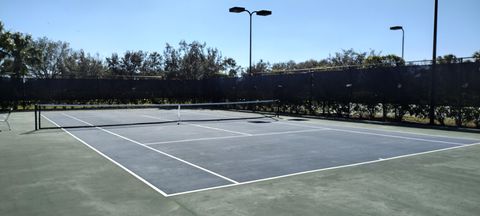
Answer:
[34,100,279,130]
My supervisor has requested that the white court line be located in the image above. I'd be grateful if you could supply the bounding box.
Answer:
[166,141,480,197]
[280,117,480,142]
[145,128,329,146]
[141,114,252,136]
[181,108,274,120]
[276,121,466,146]
[61,113,239,184]
[145,135,247,145]
[329,128,465,146]
[41,114,169,197]
[275,120,330,129]
[188,124,252,136]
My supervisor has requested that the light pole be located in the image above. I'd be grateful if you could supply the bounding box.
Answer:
[429,0,439,125]
[390,26,404,60]
[229,7,272,75]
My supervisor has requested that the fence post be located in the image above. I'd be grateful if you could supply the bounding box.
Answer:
[38,105,41,129]
[34,104,37,130]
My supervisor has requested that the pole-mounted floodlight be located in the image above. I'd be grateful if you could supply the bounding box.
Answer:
[229,7,272,75]
[390,26,403,30]
[390,26,404,60]
[229,7,246,13]
[256,10,272,16]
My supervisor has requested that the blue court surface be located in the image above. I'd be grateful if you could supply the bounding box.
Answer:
[40,109,479,197]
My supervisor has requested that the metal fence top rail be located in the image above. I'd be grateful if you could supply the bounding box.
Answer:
[264,57,477,75]
[36,100,279,108]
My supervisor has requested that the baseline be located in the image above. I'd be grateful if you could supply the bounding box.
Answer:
[166,142,480,197]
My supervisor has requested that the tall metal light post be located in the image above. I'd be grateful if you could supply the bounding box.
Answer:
[229,7,272,75]
[429,0,438,125]
[390,26,404,60]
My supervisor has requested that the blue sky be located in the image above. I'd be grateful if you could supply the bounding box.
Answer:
[1,0,479,67]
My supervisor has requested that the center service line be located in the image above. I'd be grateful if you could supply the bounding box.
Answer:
[141,114,253,136]
[61,113,239,184]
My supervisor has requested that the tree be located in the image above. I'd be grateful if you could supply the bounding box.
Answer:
[329,49,368,67]
[62,50,105,78]
[297,59,330,69]
[364,54,405,67]
[0,27,38,78]
[473,51,480,62]
[162,41,228,79]
[203,47,224,79]
[0,21,9,68]
[271,59,331,72]
[141,52,164,76]
[381,55,405,66]
[163,43,181,79]
[363,55,384,66]
[437,54,458,64]
[179,41,206,79]
[247,59,270,76]
[222,58,240,77]
[121,51,145,76]
[272,61,295,71]
[30,37,70,79]
[106,53,122,76]
[0,24,9,75]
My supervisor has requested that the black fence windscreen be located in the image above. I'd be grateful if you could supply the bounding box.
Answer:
[2,62,480,126]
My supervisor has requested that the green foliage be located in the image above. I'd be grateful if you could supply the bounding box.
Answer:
[329,49,368,66]
[30,37,70,78]
[0,20,236,79]
[473,51,480,62]
[462,107,480,128]
[222,58,240,77]
[62,50,106,78]
[247,59,270,76]
[121,51,146,76]
[160,41,238,79]
[0,22,38,78]
[437,54,459,64]
[0,21,8,64]
[272,59,331,72]
[177,41,222,79]
[106,53,122,76]
[364,54,405,67]
[163,43,181,78]
[272,60,296,71]
[271,50,404,72]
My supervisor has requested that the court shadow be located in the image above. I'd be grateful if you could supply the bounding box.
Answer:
[287,118,309,121]
[20,129,65,135]
[248,120,273,124]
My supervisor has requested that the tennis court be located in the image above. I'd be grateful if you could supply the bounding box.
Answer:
[35,101,480,196]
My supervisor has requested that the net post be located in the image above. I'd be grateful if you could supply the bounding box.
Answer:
[177,104,181,125]
[34,104,38,130]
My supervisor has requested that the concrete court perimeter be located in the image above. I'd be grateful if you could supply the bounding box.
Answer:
[2,112,480,216]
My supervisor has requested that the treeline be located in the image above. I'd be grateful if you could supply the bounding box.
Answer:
[1,20,480,79]
[262,50,480,73]
[263,50,406,73]
[0,21,240,79]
